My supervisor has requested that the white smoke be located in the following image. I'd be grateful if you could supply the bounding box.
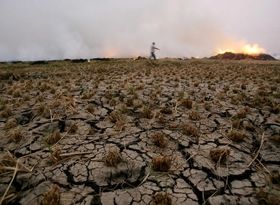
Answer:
[0,0,279,61]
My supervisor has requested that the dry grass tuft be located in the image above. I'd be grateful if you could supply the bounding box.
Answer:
[271,135,280,144]
[109,111,123,123]
[181,123,199,142]
[13,90,21,98]
[151,192,172,205]
[104,149,122,167]
[152,155,172,172]
[151,133,167,148]
[271,103,280,114]
[81,92,94,100]
[270,170,280,184]
[227,130,247,142]
[0,107,12,118]
[210,148,230,163]
[50,147,62,164]
[86,104,95,114]
[141,106,153,119]
[46,130,62,145]
[68,123,78,134]
[160,107,172,115]
[204,102,211,111]
[37,104,50,118]
[235,107,250,119]
[189,111,200,121]
[125,98,134,107]
[181,123,198,136]
[256,187,280,205]
[180,99,193,109]
[8,128,23,142]
[241,83,246,90]
[0,154,17,173]
[41,185,60,205]
[232,119,242,129]
[4,118,17,130]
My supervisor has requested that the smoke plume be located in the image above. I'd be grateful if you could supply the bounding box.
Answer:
[0,0,279,61]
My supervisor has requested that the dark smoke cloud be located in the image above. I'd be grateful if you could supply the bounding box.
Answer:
[0,0,279,61]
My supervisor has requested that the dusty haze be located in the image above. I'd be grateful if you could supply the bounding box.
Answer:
[0,0,279,61]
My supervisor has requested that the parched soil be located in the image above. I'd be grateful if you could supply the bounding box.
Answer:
[0,59,280,205]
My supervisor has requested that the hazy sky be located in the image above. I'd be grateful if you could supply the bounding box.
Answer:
[0,0,279,60]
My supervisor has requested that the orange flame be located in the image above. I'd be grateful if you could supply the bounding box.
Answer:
[217,43,265,55]
[241,44,265,55]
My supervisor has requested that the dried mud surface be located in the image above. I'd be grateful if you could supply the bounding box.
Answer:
[0,59,280,205]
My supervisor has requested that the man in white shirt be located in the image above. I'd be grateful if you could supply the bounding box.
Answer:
[150,42,160,60]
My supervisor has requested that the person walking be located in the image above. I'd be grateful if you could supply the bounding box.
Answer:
[150,42,160,60]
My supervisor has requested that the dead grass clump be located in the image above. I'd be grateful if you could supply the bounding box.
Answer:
[0,107,12,118]
[8,128,23,142]
[23,95,30,101]
[50,88,56,94]
[270,170,280,184]
[236,107,250,119]
[243,121,255,131]
[4,118,17,130]
[256,88,269,97]
[39,83,50,92]
[68,123,78,134]
[141,106,153,119]
[232,119,242,129]
[204,102,211,111]
[180,99,192,109]
[210,148,230,163]
[181,123,199,138]
[241,84,246,90]
[86,104,95,114]
[109,98,117,106]
[50,100,61,109]
[256,187,280,205]
[253,95,272,108]
[41,185,60,205]
[271,135,280,144]
[151,133,167,148]
[152,155,172,172]
[232,88,240,94]
[13,90,21,98]
[46,130,61,145]
[270,103,280,114]
[227,130,247,142]
[109,111,123,123]
[81,92,94,100]
[50,147,62,164]
[157,114,167,124]
[194,82,199,87]
[36,95,44,102]
[37,104,50,118]
[0,154,17,173]
[151,192,172,205]
[189,111,200,121]
[126,98,134,107]
[104,149,122,167]
[160,107,172,115]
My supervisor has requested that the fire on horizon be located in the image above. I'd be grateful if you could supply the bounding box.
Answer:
[217,43,266,56]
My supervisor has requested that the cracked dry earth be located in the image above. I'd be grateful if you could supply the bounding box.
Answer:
[0,59,280,205]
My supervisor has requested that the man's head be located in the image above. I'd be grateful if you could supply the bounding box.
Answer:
[152,42,155,45]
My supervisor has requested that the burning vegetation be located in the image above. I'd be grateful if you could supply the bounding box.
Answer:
[212,43,276,60]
